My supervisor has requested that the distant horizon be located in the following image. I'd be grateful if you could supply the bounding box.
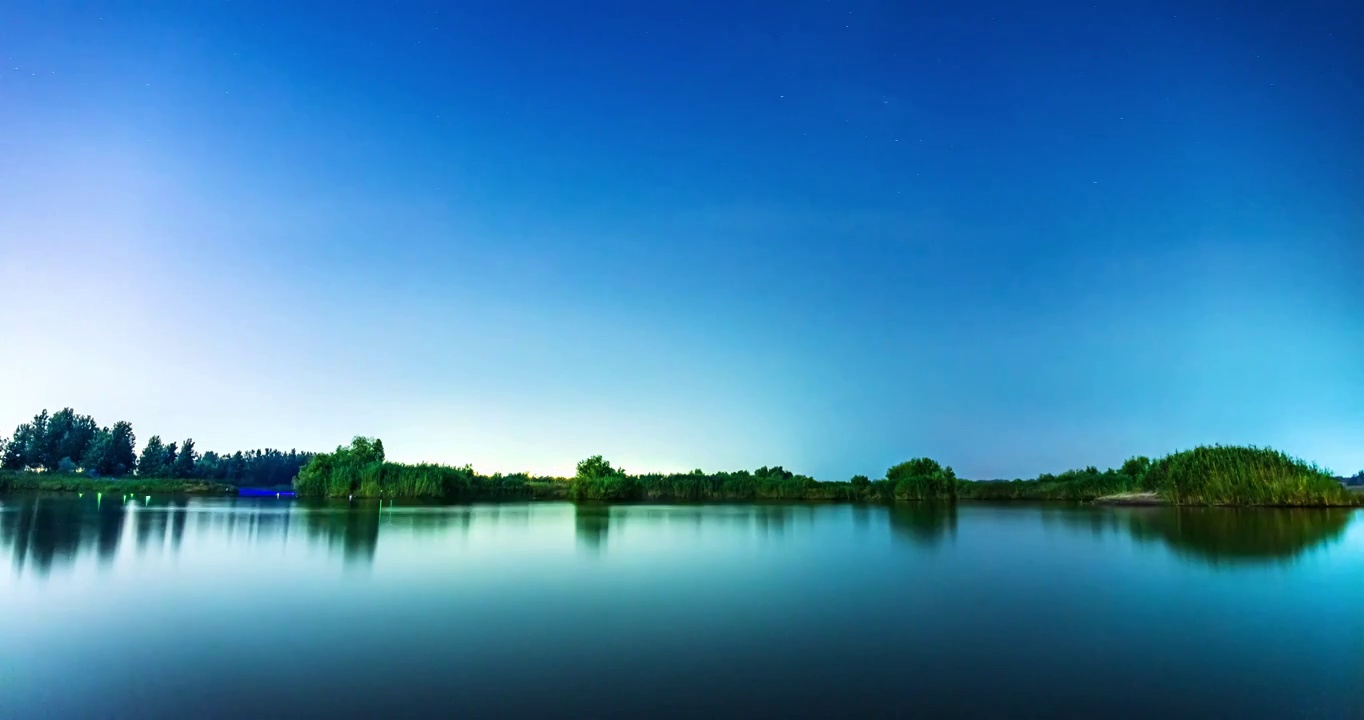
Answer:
[3,1,1360,481]
[2,405,1360,482]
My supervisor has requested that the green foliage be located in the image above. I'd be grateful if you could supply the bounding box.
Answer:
[293,437,557,499]
[886,458,958,501]
[1120,456,1151,480]
[568,455,637,501]
[0,469,234,495]
[0,412,43,469]
[623,464,853,501]
[163,442,179,475]
[1,409,101,472]
[138,436,168,477]
[193,448,315,486]
[1,407,311,486]
[1143,445,1354,507]
[82,421,138,477]
[172,438,197,478]
[959,447,1360,506]
[961,467,1140,501]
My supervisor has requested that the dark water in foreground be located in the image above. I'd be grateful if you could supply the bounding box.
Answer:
[1,498,1361,719]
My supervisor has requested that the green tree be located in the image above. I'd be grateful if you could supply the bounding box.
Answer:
[84,420,139,477]
[569,455,636,500]
[886,457,958,501]
[108,421,136,475]
[163,441,178,475]
[138,436,167,477]
[82,429,116,475]
[2,410,49,470]
[172,438,197,478]
[1121,456,1152,477]
[43,408,99,472]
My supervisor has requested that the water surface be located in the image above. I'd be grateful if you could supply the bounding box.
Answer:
[1,497,1361,719]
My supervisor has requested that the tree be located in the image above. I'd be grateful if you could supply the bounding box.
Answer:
[850,474,871,491]
[344,436,384,465]
[172,438,197,478]
[43,409,99,472]
[108,421,136,475]
[196,451,222,479]
[569,455,636,500]
[1121,456,1152,479]
[82,430,116,476]
[138,436,167,477]
[887,457,958,501]
[2,410,49,470]
[84,420,139,477]
[163,442,178,475]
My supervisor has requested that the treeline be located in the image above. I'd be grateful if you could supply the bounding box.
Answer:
[1,408,314,487]
[568,455,962,502]
[293,437,562,499]
[293,439,969,503]
[964,448,1355,506]
[294,437,1358,507]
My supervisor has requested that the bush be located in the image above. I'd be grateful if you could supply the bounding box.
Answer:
[886,458,957,501]
[1143,445,1354,507]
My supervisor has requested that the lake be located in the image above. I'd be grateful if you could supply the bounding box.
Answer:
[1,497,1361,719]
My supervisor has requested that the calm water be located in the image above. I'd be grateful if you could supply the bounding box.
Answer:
[1,497,1361,719]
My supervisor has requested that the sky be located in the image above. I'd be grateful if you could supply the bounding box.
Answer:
[1,0,1361,480]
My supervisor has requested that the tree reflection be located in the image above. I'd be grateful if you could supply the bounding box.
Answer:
[298,500,381,566]
[1123,508,1352,566]
[94,497,129,565]
[0,499,93,575]
[574,503,611,555]
[886,503,958,549]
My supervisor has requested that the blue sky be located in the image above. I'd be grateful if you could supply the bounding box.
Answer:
[1,1,1360,479]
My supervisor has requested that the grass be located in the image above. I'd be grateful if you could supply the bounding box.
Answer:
[0,470,236,495]
[1142,445,1355,507]
[959,468,1142,502]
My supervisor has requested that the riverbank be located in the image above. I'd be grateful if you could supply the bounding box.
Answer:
[0,471,237,496]
[1092,491,1165,506]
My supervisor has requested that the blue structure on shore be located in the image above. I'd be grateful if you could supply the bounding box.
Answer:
[238,488,296,498]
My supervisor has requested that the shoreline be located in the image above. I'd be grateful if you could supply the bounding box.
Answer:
[0,472,237,496]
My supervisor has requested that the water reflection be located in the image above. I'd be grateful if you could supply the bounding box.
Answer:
[887,503,958,548]
[574,504,611,554]
[1036,506,1354,567]
[1123,508,1352,566]
[298,500,381,565]
[95,498,127,564]
[1,497,1355,578]
[0,497,88,575]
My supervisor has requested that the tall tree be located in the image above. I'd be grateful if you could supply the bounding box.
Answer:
[172,438,197,478]
[2,410,49,470]
[163,442,178,476]
[138,436,167,477]
[81,420,139,477]
[108,421,137,475]
[82,429,117,476]
[43,408,99,472]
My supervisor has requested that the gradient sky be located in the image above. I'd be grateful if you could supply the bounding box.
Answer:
[1,1,1361,479]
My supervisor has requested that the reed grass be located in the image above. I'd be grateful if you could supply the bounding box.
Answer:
[1142,445,1354,507]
